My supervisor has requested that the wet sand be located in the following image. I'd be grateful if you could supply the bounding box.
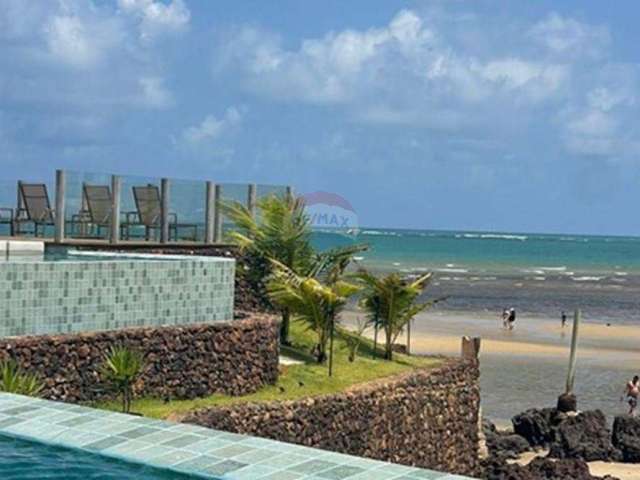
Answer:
[342,310,640,422]
[513,450,640,480]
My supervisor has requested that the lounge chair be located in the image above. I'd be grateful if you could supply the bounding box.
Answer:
[72,184,113,238]
[14,183,55,237]
[124,185,198,241]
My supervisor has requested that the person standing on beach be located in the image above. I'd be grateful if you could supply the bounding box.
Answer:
[561,311,567,328]
[501,309,509,329]
[623,376,640,416]
[507,308,516,330]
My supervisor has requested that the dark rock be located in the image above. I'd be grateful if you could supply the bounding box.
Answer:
[612,415,640,463]
[485,432,531,460]
[549,410,622,462]
[484,456,620,480]
[512,408,556,447]
[557,393,577,413]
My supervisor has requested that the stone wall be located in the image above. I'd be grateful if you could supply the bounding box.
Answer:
[183,358,481,476]
[0,312,279,403]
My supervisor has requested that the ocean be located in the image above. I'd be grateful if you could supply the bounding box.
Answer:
[312,228,640,325]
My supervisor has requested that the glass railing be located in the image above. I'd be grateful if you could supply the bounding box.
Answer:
[1,170,289,243]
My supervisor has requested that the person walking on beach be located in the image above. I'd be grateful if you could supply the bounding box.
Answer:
[623,376,640,416]
[507,308,516,330]
[501,308,510,329]
[561,311,567,328]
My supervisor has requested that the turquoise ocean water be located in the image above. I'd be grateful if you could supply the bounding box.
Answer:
[312,229,640,324]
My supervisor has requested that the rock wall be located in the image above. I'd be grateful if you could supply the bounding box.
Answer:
[0,312,279,403]
[183,358,481,476]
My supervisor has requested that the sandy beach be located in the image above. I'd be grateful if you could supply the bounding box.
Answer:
[342,309,640,422]
[342,309,640,479]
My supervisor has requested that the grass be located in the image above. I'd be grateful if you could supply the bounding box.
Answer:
[95,318,442,419]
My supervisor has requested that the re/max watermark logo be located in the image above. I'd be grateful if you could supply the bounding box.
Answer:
[302,191,359,235]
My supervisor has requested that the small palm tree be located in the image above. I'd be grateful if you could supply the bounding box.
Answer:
[223,194,314,344]
[0,359,43,397]
[356,269,444,360]
[345,317,370,362]
[101,346,144,413]
[268,260,360,368]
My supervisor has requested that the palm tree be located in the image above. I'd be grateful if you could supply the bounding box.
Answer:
[101,346,144,413]
[0,359,43,396]
[267,260,360,371]
[355,269,444,360]
[223,194,314,344]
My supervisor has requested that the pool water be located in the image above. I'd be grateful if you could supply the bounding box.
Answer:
[0,435,199,479]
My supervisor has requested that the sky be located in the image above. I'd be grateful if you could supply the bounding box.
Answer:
[2,0,640,235]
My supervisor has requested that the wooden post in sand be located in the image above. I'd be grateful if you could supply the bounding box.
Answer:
[558,309,581,412]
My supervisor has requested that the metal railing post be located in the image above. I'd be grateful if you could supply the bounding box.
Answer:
[214,184,222,243]
[54,169,66,243]
[110,175,121,244]
[160,178,170,243]
[248,183,257,218]
[205,181,215,244]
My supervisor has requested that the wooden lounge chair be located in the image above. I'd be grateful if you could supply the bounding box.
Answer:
[124,185,198,241]
[14,182,55,237]
[72,184,112,238]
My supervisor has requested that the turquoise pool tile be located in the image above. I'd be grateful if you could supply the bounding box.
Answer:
[233,448,281,464]
[209,443,256,458]
[203,459,247,476]
[103,439,151,456]
[183,438,234,455]
[217,432,248,442]
[146,449,199,467]
[288,460,339,475]
[259,471,305,480]
[57,415,96,428]
[173,454,222,471]
[316,465,366,479]
[228,464,278,480]
[404,469,449,479]
[161,433,207,448]
[257,452,312,469]
[128,445,177,461]
[0,417,27,429]
[119,426,163,439]
[84,436,128,452]
[133,430,184,445]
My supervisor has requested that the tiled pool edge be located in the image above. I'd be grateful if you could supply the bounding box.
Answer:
[0,393,475,480]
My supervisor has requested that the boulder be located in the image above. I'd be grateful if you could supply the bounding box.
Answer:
[485,432,531,460]
[484,457,619,480]
[549,410,622,462]
[512,408,556,447]
[612,415,640,463]
[557,393,577,413]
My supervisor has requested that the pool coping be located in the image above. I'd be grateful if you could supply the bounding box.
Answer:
[0,393,474,480]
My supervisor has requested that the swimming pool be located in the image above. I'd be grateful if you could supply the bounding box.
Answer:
[0,434,196,479]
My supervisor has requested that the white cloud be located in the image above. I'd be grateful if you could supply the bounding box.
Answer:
[117,0,190,42]
[181,108,243,145]
[44,14,123,68]
[216,8,640,163]
[139,77,174,108]
[529,13,610,58]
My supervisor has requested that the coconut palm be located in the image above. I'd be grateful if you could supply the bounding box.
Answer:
[223,194,314,344]
[101,346,144,413]
[355,269,445,360]
[0,359,43,397]
[268,260,360,370]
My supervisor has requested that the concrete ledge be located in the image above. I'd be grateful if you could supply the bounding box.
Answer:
[0,393,475,480]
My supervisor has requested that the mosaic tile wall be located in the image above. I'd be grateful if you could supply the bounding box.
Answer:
[0,256,235,337]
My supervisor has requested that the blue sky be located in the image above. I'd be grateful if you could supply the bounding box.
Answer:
[2,1,640,235]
